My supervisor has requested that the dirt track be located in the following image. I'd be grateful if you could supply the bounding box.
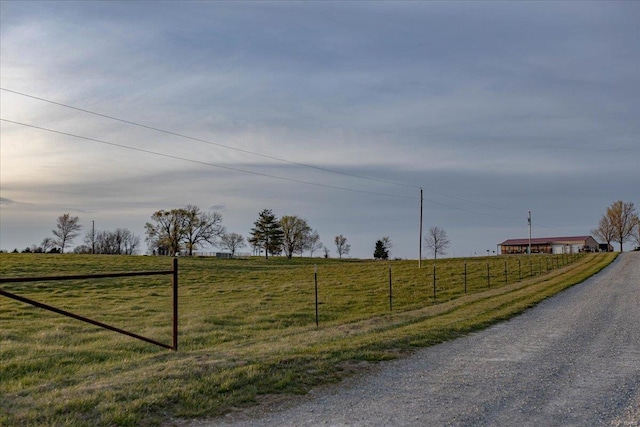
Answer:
[208,253,640,426]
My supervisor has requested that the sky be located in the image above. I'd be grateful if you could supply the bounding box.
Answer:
[1,1,638,258]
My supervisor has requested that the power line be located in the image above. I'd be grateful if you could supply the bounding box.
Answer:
[1,118,577,230]
[3,117,536,225]
[0,87,418,189]
[0,118,417,200]
[0,87,509,211]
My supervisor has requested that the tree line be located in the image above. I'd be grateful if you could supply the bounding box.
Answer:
[8,205,452,259]
[12,199,636,257]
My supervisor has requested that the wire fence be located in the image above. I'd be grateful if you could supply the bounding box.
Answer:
[310,253,584,325]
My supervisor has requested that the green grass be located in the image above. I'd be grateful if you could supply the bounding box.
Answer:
[0,252,616,426]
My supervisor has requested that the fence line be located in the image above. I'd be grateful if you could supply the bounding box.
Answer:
[312,253,583,325]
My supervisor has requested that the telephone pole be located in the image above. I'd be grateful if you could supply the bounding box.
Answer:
[528,211,532,255]
[419,187,423,268]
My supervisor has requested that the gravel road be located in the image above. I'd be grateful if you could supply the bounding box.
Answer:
[211,253,640,426]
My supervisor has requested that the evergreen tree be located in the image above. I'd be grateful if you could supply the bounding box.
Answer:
[250,209,284,259]
[373,240,389,260]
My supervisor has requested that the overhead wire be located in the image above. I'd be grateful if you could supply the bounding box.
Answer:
[0,87,418,189]
[1,89,576,230]
[1,117,578,230]
[1,87,509,211]
[0,118,416,200]
[3,117,545,224]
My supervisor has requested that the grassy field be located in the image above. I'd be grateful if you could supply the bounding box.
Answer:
[0,252,616,426]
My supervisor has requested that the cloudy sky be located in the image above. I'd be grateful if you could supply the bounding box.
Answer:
[1,1,638,258]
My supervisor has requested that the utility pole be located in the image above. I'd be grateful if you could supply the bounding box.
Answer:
[92,220,95,254]
[419,187,423,269]
[528,211,532,255]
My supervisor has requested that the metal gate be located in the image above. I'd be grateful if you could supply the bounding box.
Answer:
[0,258,178,351]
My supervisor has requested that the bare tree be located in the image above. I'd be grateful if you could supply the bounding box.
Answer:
[84,226,96,254]
[605,200,638,252]
[52,213,82,253]
[95,230,119,254]
[40,237,55,253]
[280,215,311,259]
[219,232,246,257]
[145,206,224,256]
[334,234,351,259]
[183,205,226,256]
[118,228,141,255]
[592,215,615,252]
[305,230,323,257]
[424,226,450,260]
[145,209,187,256]
[382,236,392,258]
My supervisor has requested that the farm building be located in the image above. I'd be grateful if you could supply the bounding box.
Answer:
[499,236,600,255]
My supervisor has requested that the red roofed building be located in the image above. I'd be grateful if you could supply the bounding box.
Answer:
[499,236,599,255]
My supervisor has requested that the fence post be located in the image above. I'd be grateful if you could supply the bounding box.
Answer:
[538,257,542,275]
[518,258,522,281]
[464,261,467,293]
[314,264,319,327]
[433,263,437,301]
[172,257,178,351]
[487,261,491,288]
[504,260,508,284]
[388,264,393,311]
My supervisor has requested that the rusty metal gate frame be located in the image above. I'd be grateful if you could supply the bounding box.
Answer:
[0,258,178,351]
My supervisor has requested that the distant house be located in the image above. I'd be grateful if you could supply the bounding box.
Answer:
[499,236,600,255]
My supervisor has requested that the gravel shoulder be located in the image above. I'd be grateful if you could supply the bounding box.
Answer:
[208,253,640,427]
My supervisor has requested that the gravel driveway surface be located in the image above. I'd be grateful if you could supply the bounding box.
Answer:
[212,253,640,426]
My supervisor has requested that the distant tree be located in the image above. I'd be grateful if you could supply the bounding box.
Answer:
[604,200,638,252]
[334,235,351,259]
[73,245,92,254]
[95,230,119,254]
[280,215,312,259]
[119,228,141,255]
[592,215,615,252]
[182,205,226,256]
[94,228,140,255]
[21,247,32,253]
[248,239,261,256]
[84,225,96,254]
[425,226,450,260]
[11,248,18,253]
[41,237,55,253]
[305,230,323,257]
[323,246,330,258]
[373,240,389,260]
[145,209,187,256]
[52,213,82,254]
[381,236,392,257]
[250,209,284,260]
[219,232,246,257]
